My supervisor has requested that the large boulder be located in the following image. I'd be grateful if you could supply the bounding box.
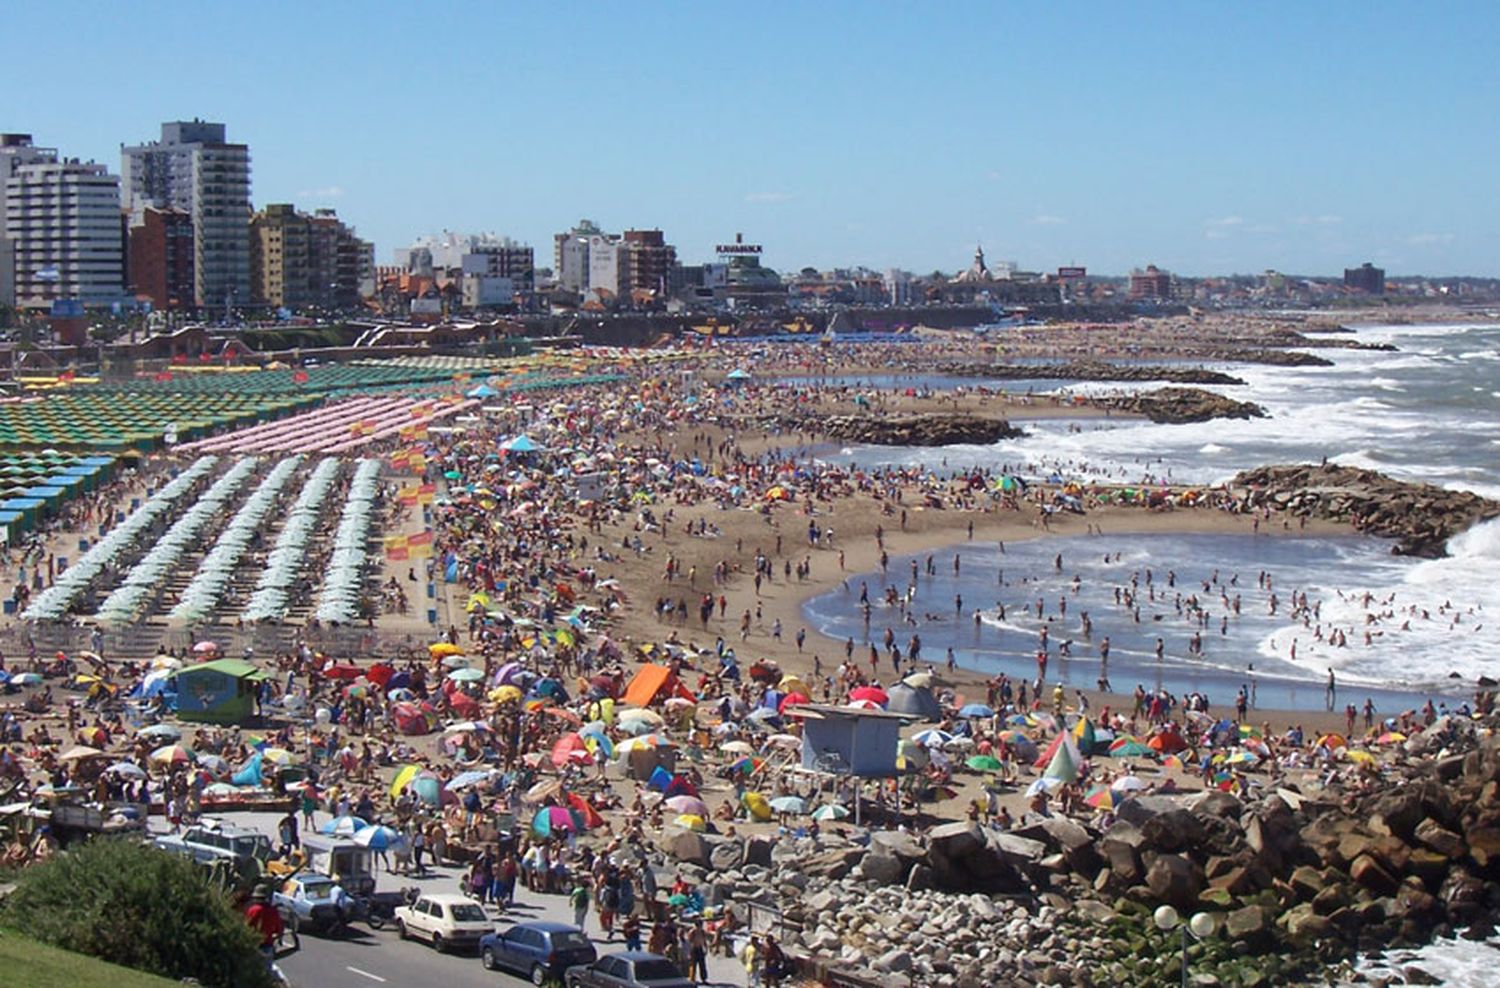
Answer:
[1145,853,1204,909]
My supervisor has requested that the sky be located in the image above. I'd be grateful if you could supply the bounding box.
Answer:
[9,1,1498,277]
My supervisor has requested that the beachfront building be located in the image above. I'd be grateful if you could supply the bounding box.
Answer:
[0,133,60,308]
[251,203,372,309]
[553,219,604,294]
[126,205,194,310]
[551,221,678,305]
[121,120,251,310]
[1344,262,1386,295]
[3,154,125,311]
[399,232,534,310]
[1129,264,1175,300]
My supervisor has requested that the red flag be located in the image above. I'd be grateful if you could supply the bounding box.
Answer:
[292,370,309,384]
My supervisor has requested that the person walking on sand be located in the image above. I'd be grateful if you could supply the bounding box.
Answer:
[1325,668,1336,711]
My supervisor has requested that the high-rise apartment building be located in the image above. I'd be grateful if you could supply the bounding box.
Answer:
[621,229,676,297]
[1343,262,1385,295]
[121,120,251,309]
[4,154,123,310]
[0,133,59,307]
[251,203,372,310]
[553,219,603,294]
[552,221,677,302]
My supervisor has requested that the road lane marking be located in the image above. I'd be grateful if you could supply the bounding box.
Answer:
[346,967,387,983]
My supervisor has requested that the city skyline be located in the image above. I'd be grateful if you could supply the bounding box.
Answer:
[6,1,1498,277]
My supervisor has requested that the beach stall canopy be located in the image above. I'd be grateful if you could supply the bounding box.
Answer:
[621,663,696,708]
[174,658,269,725]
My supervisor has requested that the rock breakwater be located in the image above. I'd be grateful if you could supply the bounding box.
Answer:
[1231,463,1500,558]
[941,361,1247,385]
[815,413,1026,447]
[1104,387,1267,424]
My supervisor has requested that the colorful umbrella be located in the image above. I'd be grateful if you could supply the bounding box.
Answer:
[665,795,708,816]
[389,763,422,800]
[149,744,196,765]
[1084,786,1117,809]
[965,755,1005,773]
[446,770,493,791]
[959,703,994,718]
[532,805,583,837]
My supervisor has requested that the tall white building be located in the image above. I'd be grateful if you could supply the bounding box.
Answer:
[4,156,123,310]
[0,134,58,308]
[121,120,251,309]
[552,219,603,294]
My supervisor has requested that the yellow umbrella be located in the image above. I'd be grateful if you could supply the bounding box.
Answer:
[489,684,523,703]
[389,763,421,800]
[674,813,706,832]
[1344,749,1376,764]
[429,642,465,658]
[262,748,295,766]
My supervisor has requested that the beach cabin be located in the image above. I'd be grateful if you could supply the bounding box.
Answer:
[174,659,268,725]
[798,705,915,778]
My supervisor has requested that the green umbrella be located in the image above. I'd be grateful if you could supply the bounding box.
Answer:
[447,667,484,682]
[965,754,1005,773]
[811,803,849,821]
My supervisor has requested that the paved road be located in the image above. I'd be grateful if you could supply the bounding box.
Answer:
[153,809,747,988]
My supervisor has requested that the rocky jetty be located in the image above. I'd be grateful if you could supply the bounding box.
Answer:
[1104,387,1267,424]
[1231,463,1500,557]
[816,413,1025,447]
[658,715,1500,987]
[941,361,1247,386]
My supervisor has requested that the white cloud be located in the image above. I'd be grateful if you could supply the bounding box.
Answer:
[1294,214,1343,226]
[1030,214,1067,226]
[1248,224,1280,234]
[1407,232,1454,246]
[297,185,345,199]
[744,191,794,204]
[1206,216,1244,228]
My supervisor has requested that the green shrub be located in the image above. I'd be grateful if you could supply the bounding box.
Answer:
[1,839,274,988]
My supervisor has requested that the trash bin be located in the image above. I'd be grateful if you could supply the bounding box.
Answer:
[427,609,438,625]
[427,583,436,599]
[2,599,15,616]
[79,539,90,552]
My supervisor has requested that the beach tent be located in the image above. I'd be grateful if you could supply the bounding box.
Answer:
[175,659,268,725]
[621,663,695,708]
[1034,732,1081,772]
[885,682,942,722]
[231,752,265,787]
[1072,717,1098,755]
[1043,737,1081,783]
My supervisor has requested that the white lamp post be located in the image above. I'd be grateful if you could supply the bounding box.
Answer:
[1153,905,1217,987]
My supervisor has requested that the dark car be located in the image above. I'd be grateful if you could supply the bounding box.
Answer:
[564,950,696,988]
[480,921,597,985]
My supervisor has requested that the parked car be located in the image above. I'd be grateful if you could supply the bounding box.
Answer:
[480,921,597,985]
[394,892,493,953]
[564,950,697,988]
[272,874,357,935]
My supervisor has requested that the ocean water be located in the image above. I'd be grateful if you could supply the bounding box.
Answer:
[806,323,1500,700]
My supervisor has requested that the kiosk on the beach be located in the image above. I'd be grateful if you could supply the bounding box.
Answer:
[797,705,916,778]
[175,659,269,725]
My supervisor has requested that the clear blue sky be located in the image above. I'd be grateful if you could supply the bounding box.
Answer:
[11,1,1498,276]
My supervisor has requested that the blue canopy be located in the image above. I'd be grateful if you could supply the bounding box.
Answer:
[466,384,499,399]
[506,434,540,453]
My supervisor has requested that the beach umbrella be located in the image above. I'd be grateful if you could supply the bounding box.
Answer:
[728,755,766,775]
[532,805,583,837]
[11,672,42,686]
[903,671,934,689]
[959,703,994,719]
[911,728,953,748]
[320,815,369,836]
[59,745,105,762]
[1225,750,1260,765]
[1026,777,1064,797]
[447,667,484,683]
[407,775,442,805]
[1108,739,1154,758]
[261,748,295,766]
[197,754,231,777]
[444,720,490,734]
[665,795,708,816]
[353,825,405,850]
[1160,754,1186,771]
[446,770,493,791]
[489,684,523,703]
[1111,776,1147,792]
[192,641,219,654]
[966,754,1005,773]
[897,739,930,771]
[76,726,108,746]
[429,642,464,658]
[768,795,807,815]
[720,740,754,755]
[1344,749,1377,765]
[674,813,707,832]
[149,744,196,765]
[1317,734,1347,750]
[551,732,592,768]
[105,761,146,778]
[811,803,849,821]
[1084,786,1117,810]
[151,655,183,672]
[849,685,889,706]
[664,696,695,712]
[1375,731,1407,745]
[389,763,422,799]
[343,683,369,700]
[619,708,664,729]
[322,663,362,680]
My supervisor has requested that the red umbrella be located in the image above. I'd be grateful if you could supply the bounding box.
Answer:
[322,663,363,681]
[551,732,590,769]
[777,692,810,714]
[849,686,889,706]
[450,692,481,718]
[565,791,605,829]
[367,662,394,688]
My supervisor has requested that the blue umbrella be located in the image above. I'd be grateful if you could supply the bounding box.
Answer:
[959,703,994,719]
[319,815,368,836]
[445,770,493,791]
[409,776,442,806]
[352,824,405,850]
